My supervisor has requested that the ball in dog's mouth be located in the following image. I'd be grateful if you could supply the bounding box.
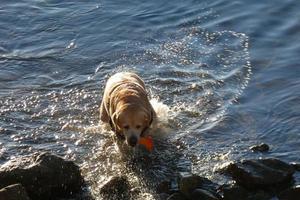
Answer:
[138,136,154,152]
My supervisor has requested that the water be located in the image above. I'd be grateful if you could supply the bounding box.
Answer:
[0,0,299,199]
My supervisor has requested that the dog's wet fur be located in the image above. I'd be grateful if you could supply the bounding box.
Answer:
[100,72,156,148]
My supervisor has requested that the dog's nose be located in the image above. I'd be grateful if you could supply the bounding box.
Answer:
[128,136,137,147]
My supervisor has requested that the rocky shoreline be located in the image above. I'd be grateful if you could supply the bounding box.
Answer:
[0,146,299,200]
[98,155,300,200]
[0,152,84,200]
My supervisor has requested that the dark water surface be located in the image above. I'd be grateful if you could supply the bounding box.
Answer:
[1,0,300,199]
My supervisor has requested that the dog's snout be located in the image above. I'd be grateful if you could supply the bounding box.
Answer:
[128,136,137,147]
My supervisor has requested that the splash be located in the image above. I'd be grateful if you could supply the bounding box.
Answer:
[0,25,252,199]
[116,26,252,135]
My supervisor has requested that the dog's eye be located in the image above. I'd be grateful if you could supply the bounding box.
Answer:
[123,125,129,130]
[136,125,141,129]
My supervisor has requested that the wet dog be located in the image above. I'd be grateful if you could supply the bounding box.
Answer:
[100,72,155,148]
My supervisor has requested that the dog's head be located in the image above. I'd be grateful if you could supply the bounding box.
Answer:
[112,105,152,147]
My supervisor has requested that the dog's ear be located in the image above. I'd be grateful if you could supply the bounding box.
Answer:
[111,111,120,131]
[100,100,110,123]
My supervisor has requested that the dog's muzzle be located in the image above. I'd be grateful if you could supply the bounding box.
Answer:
[128,136,138,147]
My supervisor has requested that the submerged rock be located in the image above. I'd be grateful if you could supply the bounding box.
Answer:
[221,158,295,189]
[100,175,130,200]
[0,152,84,200]
[249,143,270,152]
[278,185,300,200]
[0,184,31,200]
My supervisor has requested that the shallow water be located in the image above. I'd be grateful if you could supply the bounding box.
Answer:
[0,0,300,199]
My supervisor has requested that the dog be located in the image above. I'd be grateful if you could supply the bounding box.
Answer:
[100,72,156,148]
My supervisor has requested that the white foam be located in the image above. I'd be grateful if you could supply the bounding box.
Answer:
[149,98,172,137]
[150,98,170,124]
[83,98,172,138]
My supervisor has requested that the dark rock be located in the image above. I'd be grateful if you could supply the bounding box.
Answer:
[220,184,249,200]
[178,172,219,199]
[167,192,187,200]
[250,143,270,152]
[290,162,300,171]
[0,184,31,200]
[220,184,272,200]
[0,152,84,200]
[278,185,300,200]
[249,190,273,200]
[159,193,170,200]
[190,188,220,200]
[221,158,295,189]
[157,180,171,194]
[99,175,130,200]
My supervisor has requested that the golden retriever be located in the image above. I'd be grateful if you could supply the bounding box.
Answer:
[100,72,155,147]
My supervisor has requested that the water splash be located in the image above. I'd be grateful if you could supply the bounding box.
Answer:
[0,26,252,199]
[116,26,252,134]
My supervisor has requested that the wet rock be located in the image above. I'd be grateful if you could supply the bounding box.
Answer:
[190,188,220,200]
[100,175,130,200]
[278,185,300,200]
[220,184,272,200]
[157,180,171,194]
[167,192,187,200]
[178,172,219,199]
[290,162,300,171]
[250,143,270,152]
[0,152,84,200]
[251,190,273,200]
[220,184,249,200]
[0,184,31,200]
[221,158,295,189]
[159,193,170,200]
[178,172,208,195]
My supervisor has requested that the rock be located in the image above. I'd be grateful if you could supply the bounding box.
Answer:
[220,184,249,200]
[290,162,300,171]
[157,180,171,194]
[278,185,300,200]
[250,143,270,152]
[249,190,273,200]
[167,192,187,200]
[220,184,272,200]
[0,184,31,200]
[178,172,219,199]
[190,188,220,200]
[0,152,84,200]
[100,175,130,200]
[221,158,295,189]
[159,193,170,200]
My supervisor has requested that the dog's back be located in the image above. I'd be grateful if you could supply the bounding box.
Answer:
[100,72,147,123]
[104,72,145,94]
